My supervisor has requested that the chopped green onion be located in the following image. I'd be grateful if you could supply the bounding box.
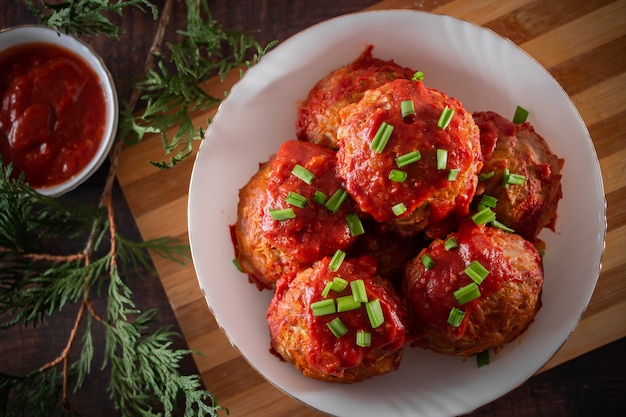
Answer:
[444,236,458,251]
[422,253,435,269]
[476,349,490,367]
[325,188,348,213]
[331,276,349,293]
[356,330,372,347]
[447,168,459,181]
[512,105,529,124]
[232,258,244,272]
[321,281,333,298]
[346,213,365,236]
[465,260,489,284]
[503,169,526,187]
[371,122,394,153]
[400,100,415,119]
[436,149,448,170]
[365,299,385,328]
[491,219,515,233]
[311,299,336,316]
[471,207,496,225]
[412,71,424,81]
[327,317,349,338]
[479,194,498,208]
[447,307,465,327]
[351,279,368,303]
[313,190,327,204]
[291,164,315,185]
[285,191,308,209]
[328,249,346,272]
[337,295,362,312]
[389,169,408,182]
[392,202,407,216]
[269,208,296,220]
[437,106,455,130]
[479,171,495,181]
[454,282,481,305]
[396,150,421,167]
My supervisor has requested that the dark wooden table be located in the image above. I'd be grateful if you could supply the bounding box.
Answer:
[2,1,625,416]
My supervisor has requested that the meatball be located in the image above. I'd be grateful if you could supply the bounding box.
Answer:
[233,140,359,290]
[336,78,482,238]
[296,45,416,150]
[267,256,408,383]
[473,111,564,242]
[402,220,543,356]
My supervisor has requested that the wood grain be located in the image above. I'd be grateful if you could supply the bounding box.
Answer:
[116,0,626,415]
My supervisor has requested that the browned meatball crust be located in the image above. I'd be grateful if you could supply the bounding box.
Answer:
[267,256,408,383]
[402,220,543,356]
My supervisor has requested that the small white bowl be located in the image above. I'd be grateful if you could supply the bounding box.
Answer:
[0,25,118,196]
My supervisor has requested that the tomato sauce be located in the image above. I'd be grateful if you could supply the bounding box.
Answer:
[0,42,107,188]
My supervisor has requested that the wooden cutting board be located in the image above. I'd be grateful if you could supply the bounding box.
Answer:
[116,0,626,416]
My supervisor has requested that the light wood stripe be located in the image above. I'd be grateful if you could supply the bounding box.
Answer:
[433,0,535,24]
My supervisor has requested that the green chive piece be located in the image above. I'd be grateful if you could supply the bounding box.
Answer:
[479,171,495,181]
[285,191,308,208]
[502,168,526,188]
[327,317,349,338]
[447,307,465,327]
[321,281,333,298]
[371,122,394,153]
[444,236,458,251]
[337,295,362,312]
[313,190,327,204]
[412,71,425,81]
[396,150,421,167]
[311,299,336,316]
[471,207,496,225]
[328,249,346,272]
[436,149,448,170]
[447,168,459,181]
[512,105,529,124]
[291,164,315,185]
[422,253,435,269]
[356,330,372,347]
[351,279,368,303]
[392,202,407,216]
[269,208,296,220]
[331,276,349,293]
[491,219,515,233]
[389,169,408,182]
[346,213,365,236]
[437,106,455,130]
[400,100,415,118]
[479,194,498,208]
[232,258,244,272]
[365,299,385,328]
[325,188,348,213]
[476,349,490,367]
[465,260,489,284]
[454,282,481,305]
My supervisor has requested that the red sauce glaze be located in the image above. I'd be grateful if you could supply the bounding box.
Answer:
[0,42,107,188]
[304,257,406,374]
[262,140,358,262]
[337,79,481,224]
[405,221,517,338]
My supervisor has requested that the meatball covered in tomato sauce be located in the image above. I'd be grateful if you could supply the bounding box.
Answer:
[296,45,416,150]
[402,220,543,356]
[472,111,564,242]
[267,256,408,383]
[337,78,482,238]
[233,140,359,290]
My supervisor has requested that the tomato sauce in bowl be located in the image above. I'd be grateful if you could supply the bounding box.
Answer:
[0,26,118,196]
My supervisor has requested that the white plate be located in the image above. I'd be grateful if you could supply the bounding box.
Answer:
[188,10,605,417]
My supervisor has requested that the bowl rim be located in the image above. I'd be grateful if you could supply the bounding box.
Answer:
[0,24,119,196]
